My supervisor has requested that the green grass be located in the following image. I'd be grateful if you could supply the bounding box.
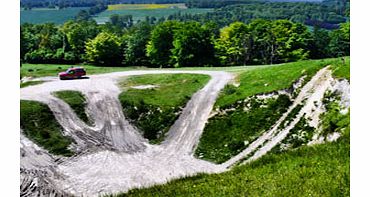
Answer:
[118,74,210,143]
[21,64,147,78]
[215,58,346,109]
[20,80,45,88]
[116,130,349,196]
[20,100,73,156]
[53,90,90,124]
[94,8,212,24]
[330,57,350,80]
[21,7,88,24]
[118,74,210,107]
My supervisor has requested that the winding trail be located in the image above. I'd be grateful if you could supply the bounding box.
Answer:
[20,67,348,196]
[20,70,233,196]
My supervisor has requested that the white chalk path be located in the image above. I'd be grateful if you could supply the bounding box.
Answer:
[20,67,349,196]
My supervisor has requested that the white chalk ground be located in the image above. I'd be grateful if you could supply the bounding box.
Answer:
[20,70,232,196]
[20,68,350,196]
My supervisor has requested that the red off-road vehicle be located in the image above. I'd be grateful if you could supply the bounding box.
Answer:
[58,67,86,80]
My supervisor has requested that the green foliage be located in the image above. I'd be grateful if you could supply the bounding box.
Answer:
[273,116,315,154]
[215,22,251,66]
[115,132,349,196]
[120,100,179,143]
[125,22,153,66]
[177,1,348,29]
[110,14,134,29]
[20,15,349,67]
[119,74,210,143]
[61,20,100,61]
[215,20,311,66]
[278,104,303,130]
[320,92,350,138]
[146,21,181,67]
[329,22,350,57]
[171,22,217,67]
[85,32,124,66]
[20,100,73,156]
[309,27,331,59]
[196,95,292,163]
[53,90,90,124]
[20,80,45,88]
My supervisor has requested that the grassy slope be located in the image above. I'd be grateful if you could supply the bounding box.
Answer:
[215,58,349,108]
[20,100,73,156]
[331,57,350,80]
[116,59,350,197]
[119,74,210,143]
[53,90,90,124]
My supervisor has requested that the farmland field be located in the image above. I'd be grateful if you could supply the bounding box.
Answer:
[94,4,212,24]
[108,4,187,10]
[21,7,88,24]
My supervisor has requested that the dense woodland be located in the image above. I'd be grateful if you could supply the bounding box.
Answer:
[170,0,349,29]
[21,17,349,67]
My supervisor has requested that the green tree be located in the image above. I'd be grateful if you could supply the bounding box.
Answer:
[146,21,181,67]
[110,14,133,29]
[308,27,331,59]
[61,20,100,61]
[125,22,152,66]
[329,22,350,57]
[85,32,124,66]
[171,22,216,67]
[215,22,251,66]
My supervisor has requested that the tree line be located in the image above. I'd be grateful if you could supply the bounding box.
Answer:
[21,19,349,67]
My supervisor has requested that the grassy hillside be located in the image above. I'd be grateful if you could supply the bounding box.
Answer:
[118,74,210,143]
[21,7,87,24]
[20,100,73,156]
[215,58,347,109]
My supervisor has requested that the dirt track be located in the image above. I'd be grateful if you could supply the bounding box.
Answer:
[20,68,349,196]
[20,70,233,196]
